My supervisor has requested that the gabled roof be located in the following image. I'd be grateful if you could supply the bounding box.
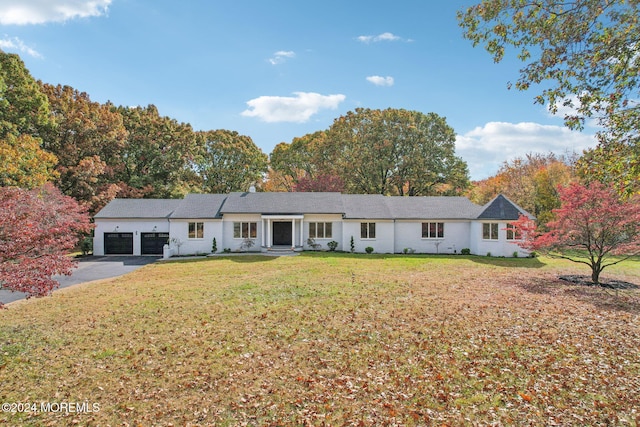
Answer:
[94,199,181,219]
[220,192,345,215]
[341,194,393,219]
[341,195,484,220]
[170,194,228,219]
[477,194,535,220]
[387,196,484,220]
[94,192,532,222]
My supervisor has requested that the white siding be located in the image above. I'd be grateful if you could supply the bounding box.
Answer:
[94,201,532,258]
[169,219,222,255]
[93,219,170,256]
[222,214,263,252]
[303,214,343,251]
[394,221,471,254]
[343,220,395,253]
[471,221,528,257]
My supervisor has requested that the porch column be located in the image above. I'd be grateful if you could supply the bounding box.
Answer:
[267,218,271,248]
[291,220,296,248]
[299,219,304,248]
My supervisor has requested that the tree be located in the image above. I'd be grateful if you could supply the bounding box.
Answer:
[458,1,640,196]
[0,50,57,188]
[116,105,199,198]
[468,153,575,227]
[577,141,640,197]
[193,130,268,193]
[0,133,58,188]
[458,1,639,136]
[269,131,330,189]
[262,168,296,192]
[0,50,51,138]
[294,173,344,192]
[0,183,93,307]
[324,108,469,195]
[512,181,640,284]
[39,84,128,213]
[270,110,469,196]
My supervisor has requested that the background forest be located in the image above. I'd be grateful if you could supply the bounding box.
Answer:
[0,48,622,227]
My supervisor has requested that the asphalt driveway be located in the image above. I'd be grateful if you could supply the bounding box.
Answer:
[0,256,159,306]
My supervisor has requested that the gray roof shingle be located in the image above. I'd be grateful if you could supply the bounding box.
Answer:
[94,199,182,219]
[94,192,526,222]
[170,194,228,219]
[477,194,535,220]
[341,194,393,219]
[387,196,484,219]
[220,192,345,215]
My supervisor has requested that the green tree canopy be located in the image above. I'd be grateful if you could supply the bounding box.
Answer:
[0,50,57,188]
[458,1,640,195]
[194,129,268,193]
[116,105,199,198]
[269,130,329,188]
[0,50,51,138]
[323,108,469,195]
[458,0,639,136]
[576,137,640,196]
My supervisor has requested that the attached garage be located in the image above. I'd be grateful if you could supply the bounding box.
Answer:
[104,232,134,255]
[141,232,169,255]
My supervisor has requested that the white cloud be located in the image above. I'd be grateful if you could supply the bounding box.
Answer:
[357,32,403,43]
[0,0,111,25]
[241,92,346,123]
[456,121,597,180]
[546,94,605,129]
[0,36,42,58]
[366,75,394,86]
[268,50,295,65]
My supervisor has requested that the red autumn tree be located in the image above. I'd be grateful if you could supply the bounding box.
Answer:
[511,181,640,285]
[0,184,93,307]
[294,173,345,193]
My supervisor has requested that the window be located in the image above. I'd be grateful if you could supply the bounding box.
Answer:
[188,222,204,239]
[361,222,376,239]
[234,222,257,239]
[483,223,499,240]
[309,222,332,239]
[422,222,444,239]
[506,224,521,240]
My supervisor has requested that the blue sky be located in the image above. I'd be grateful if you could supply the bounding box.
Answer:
[0,0,598,180]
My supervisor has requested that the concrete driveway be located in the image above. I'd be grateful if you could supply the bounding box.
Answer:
[0,256,159,306]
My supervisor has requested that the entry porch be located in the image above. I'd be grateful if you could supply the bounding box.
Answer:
[260,215,304,251]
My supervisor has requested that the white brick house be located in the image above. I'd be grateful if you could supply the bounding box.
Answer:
[93,192,533,257]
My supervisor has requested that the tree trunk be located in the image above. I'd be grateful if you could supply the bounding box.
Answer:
[591,267,600,285]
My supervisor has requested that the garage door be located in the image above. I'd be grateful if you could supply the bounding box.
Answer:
[141,232,169,255]
[104,232,133,255]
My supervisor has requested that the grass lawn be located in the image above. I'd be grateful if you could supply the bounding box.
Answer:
[1,253,639,426]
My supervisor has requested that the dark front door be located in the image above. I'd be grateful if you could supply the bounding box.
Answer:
[272,221,292,246]
[104,232,134,255]
[141,232,169,255]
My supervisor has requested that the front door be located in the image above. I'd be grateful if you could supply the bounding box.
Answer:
[272,221,292,246]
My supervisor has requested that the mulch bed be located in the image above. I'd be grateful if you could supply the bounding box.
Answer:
[559,274,639,290]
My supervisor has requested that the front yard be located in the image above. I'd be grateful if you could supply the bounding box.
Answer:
[1,254,639,425]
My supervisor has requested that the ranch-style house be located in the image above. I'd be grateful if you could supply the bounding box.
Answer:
[93,191,533,258]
